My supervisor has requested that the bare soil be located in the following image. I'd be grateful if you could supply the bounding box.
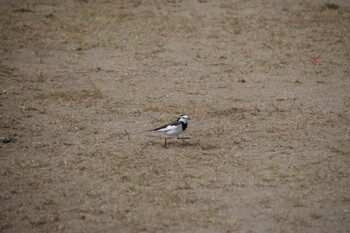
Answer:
[1,0,349,232]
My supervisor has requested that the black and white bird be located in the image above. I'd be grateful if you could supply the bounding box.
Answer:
[147,114,190,147]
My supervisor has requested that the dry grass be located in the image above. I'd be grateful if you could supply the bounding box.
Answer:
[1,0,350,233]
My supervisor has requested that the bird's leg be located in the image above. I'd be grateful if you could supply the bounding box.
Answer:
[164,138,167,148]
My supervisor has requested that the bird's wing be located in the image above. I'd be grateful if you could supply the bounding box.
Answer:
[151,120,181,132]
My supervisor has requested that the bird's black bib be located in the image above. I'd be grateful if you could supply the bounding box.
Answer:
[181,122,187,131]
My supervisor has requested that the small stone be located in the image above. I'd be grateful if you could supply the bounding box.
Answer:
[0,135,16,143]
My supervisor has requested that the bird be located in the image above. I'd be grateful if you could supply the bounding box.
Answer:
[147,114,190,147]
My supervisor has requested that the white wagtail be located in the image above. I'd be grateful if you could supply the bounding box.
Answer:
[147,114,190,147]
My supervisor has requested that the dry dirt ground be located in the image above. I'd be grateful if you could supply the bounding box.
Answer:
[1,0,350,232]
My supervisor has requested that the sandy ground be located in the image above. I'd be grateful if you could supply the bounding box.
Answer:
[1,0,350,232]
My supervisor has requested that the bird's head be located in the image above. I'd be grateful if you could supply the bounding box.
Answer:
[178,114,190,123]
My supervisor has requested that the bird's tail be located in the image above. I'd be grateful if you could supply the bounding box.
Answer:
[139,129,156,134]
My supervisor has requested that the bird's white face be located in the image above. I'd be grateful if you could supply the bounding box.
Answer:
[179,115,190,123]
